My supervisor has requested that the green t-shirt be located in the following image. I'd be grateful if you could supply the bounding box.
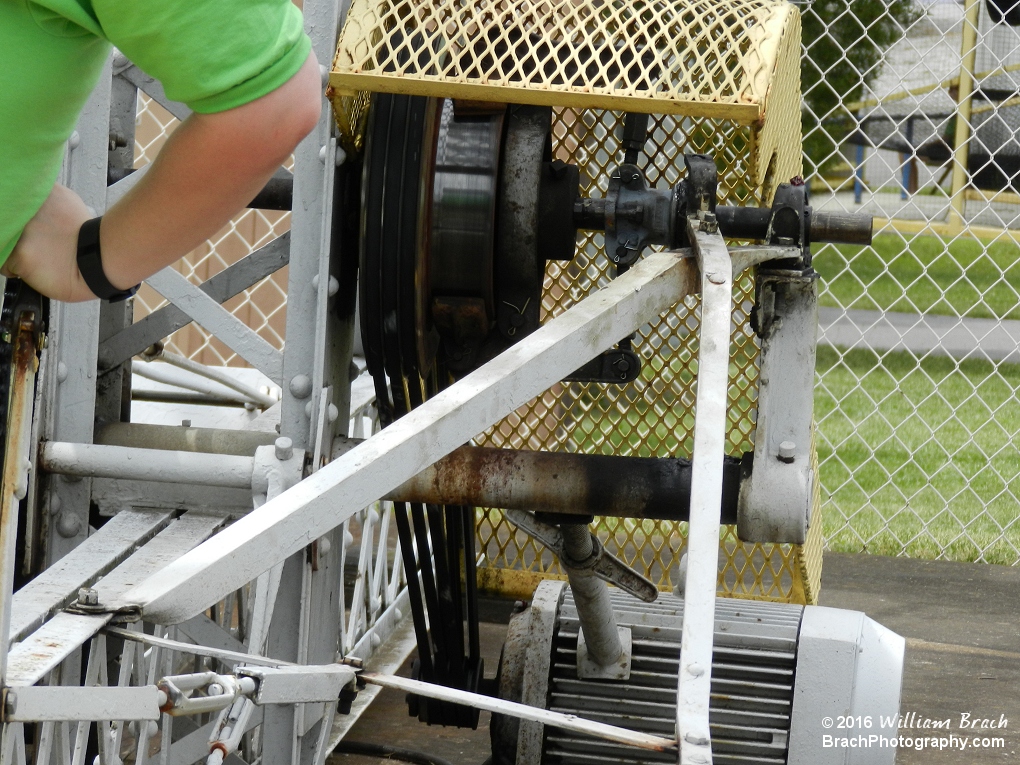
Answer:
[0,0,312,266]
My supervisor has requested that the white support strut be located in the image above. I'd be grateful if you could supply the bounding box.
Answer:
[145,267,284,383]
[676,217,734,765]
[40,442,256,489]
[122,249,700,624]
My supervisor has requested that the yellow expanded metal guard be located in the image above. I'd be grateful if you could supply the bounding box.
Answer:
[331,0,820,605]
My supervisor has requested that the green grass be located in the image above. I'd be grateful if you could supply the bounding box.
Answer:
[813,233,1020,320]
[564,344,1020,565]
[816,346,1020,564]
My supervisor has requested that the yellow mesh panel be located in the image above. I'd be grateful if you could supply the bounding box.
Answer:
[331,0,796,121]
[331,0,819,605]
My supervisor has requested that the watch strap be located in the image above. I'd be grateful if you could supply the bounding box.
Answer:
[76,217,139,303]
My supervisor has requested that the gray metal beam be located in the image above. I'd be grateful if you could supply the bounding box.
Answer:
[43,53,114,565]
[97,233,289,370]
[145,268,284,382]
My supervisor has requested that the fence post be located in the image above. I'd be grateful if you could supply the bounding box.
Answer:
[948,0,982,228]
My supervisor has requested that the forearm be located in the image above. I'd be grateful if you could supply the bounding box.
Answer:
[2,51,322,302]
[101,52,321,290]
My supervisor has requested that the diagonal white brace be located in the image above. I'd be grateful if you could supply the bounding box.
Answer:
[122,249,700,624]
[361,672,676,752]
[676,217,733,765]
[146,267,283,383]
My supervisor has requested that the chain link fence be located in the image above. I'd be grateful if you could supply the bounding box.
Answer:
[133,96,291,366]
[802,0,1020,564]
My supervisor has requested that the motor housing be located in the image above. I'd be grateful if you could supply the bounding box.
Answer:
[493,580,905,765]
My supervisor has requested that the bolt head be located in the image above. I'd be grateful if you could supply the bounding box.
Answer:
[275,436,294,461]
[77,587,99,606]
[57,511,82,538]
[289,374,313,399]
[778,440,796,463]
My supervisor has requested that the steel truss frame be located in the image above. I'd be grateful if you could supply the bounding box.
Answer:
[0,3,818,765]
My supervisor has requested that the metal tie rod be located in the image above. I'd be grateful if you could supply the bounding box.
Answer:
[360,672,675,752]
[102,628,676,752]
[676,217,733,765]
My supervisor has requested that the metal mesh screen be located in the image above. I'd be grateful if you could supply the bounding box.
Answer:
[472,107,819,604]
[803,0,1020,565]
[330,0,820,603]
[332,0,797,121]
[132,95,291,366]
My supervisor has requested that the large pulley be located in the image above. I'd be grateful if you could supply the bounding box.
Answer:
[360,94,580,394]
[357,93,579,726]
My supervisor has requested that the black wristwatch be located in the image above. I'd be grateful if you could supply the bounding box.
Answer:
[76,217,139,302]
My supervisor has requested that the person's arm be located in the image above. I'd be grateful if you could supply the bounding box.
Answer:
[2,51,321,302]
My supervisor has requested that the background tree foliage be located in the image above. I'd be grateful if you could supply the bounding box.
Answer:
[801,0,920,175]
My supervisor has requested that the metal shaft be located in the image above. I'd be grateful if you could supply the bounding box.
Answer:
[41,442,255,489]
[385,444,743,522]
[68,430,744,522]
[561,524,624,668]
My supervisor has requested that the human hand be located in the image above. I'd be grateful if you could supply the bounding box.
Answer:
[1,184,99,302]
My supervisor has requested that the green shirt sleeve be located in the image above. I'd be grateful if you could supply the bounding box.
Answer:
[92,0,311,114]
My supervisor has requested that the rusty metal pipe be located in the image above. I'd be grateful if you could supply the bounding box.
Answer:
[560,524,625,668]
[384,445,742,522]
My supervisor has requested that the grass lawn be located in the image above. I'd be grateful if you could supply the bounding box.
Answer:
[813,233,1020,320]
[816,346,1020,565]
[564,342,1020,566]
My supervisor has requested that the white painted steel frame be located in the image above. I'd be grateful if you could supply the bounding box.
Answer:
[144,268,284,384]
[123,248,701,624]
[677,218,734,765]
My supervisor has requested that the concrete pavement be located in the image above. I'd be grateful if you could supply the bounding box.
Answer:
[818,306,1020,364]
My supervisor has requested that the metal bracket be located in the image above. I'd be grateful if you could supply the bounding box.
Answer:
[737,268,818,543]
[576,625,633,680]
[604,162,674,265]
[251,439,305,510]
[504,509,657,603]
